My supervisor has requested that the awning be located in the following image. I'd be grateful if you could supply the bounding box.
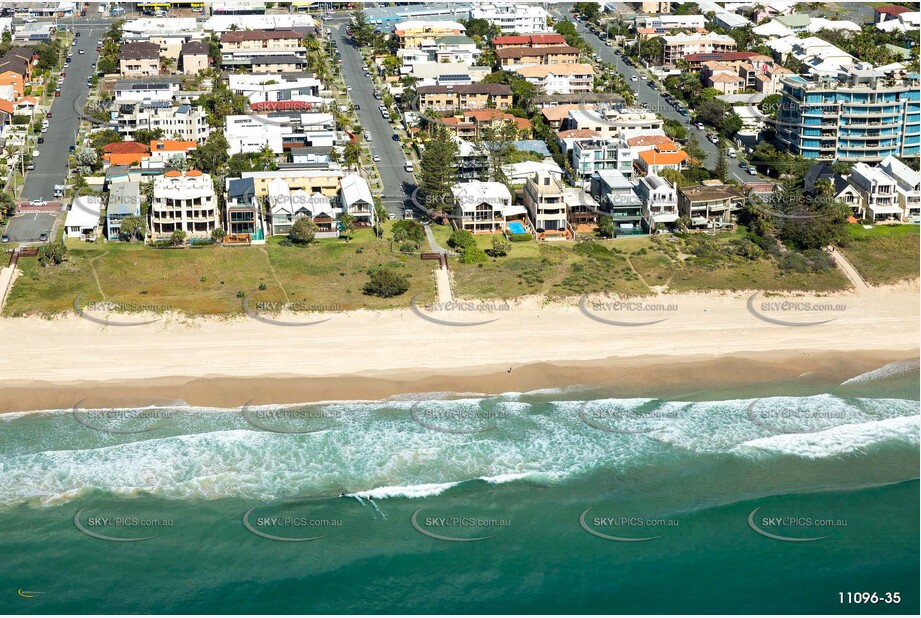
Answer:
[869,204,903,215]
[652,213,679,223]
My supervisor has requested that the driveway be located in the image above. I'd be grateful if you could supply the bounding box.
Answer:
[19,24,105,203]
[3,213,56,243]
[550,5,763,183]
[333,21,417,218]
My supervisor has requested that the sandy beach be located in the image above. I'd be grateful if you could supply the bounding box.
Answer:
[0,284,917,412]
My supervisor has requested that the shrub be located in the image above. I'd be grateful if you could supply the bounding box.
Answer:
[37,242,67,267]
[392,219,425,244]
[363,267,410,297]
[398,241,419,253]
[289,218,318,244]
[509,233,531,242]
[448,229,476,250]
[458,246,488,264]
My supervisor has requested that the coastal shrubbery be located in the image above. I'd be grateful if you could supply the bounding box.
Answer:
[363,267,410,298]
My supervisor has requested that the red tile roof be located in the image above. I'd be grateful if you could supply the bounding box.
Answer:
[103,141,150,154]
[874,5,911,15]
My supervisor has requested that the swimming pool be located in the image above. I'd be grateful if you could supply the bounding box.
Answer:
[508,221,526,235]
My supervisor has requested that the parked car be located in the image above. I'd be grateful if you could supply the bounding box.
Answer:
[372,154,381,162]
[37,137,44,143]
[363,131,372,141]
[630,75,638,81]
[39,232,48,242]
[29,199,46,207]
[694,122,704,130]
[354,103,360,110]
[26,162,35,170]
[55,90,61,97]
[68,145,75,152]
[78,49,85,54]
[1,234,9,243]
[392,134,399,141]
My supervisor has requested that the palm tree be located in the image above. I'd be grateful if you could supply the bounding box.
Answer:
[342,140,362,171]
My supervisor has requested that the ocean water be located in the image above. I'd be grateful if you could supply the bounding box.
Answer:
[0,361,918,614]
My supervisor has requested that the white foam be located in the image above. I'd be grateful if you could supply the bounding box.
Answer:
[841,359,920,385]
[737,415,920,458]
[346,482,461,500]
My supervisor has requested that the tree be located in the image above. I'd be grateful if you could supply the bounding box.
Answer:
[170,229,187,246]
[490,236,511,257]
[597,216,616,238]
[419,124,458,214]
[289,217,318,244]
[89,129,122,153]
[118,215,146,242]
[760,94,782,120]
[714,147,729,183]
[0,191,15,220]
[211,227,226,242]
[38,242,67,267]
[373,198,388,238]
[363,267,409,298]
[351,5,373,47]
[684,133,706,163]
[189,131,230,175]
[342,140,362,170]
[448,228,476,251]
[476,118,518,184]
[133,128,164,146]
[339,212,355,242]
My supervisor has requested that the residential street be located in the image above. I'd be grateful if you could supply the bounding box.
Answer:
[550,5,763,184]
[20,23,104,203]
[332,20,417,218]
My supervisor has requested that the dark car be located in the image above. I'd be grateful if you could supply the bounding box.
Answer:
[76,32,81,36]
[392,134,399,141]
[39,232,48,242]
[354,103,360,110]
[55,90,61,96]
[69,145,75,152]
[37,137,44,143]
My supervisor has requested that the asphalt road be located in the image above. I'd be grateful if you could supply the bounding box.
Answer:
[20,24,105,203]
[332,22,417,217]
[551,5,762,184]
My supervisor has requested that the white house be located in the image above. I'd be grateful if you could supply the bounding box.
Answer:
[340,173,375,228]
[878,155,921,220]
[65,196,102,241]
[224,114,285,155]
[468,3,550,34]
[848,163,903,222]
[635,174,678,232]
[451,181,521,233]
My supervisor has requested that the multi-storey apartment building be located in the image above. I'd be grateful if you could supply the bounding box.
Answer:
[659,32,736,67]
[495,46,581,68]
[416,84,513,112]
[469,3,550,34]
[150,170,220,240]
[677,182,745,226]
[115,102,211,143]
[394,20,466,49]
[878,155,921,219]
[635,174,678,232]
[120,42,160,77]
[775,66,921,162]
[849,162,903,221]
[219,30,306,72]
[515,63,595,95]
[569,137,634,180]
[590,170,643,234]
[523,170,570,238]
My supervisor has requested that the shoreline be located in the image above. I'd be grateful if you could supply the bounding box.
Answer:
[1,349,916,413]
[1,286,917,412]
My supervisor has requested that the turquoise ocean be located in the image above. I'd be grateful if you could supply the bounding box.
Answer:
[1,359,918,614]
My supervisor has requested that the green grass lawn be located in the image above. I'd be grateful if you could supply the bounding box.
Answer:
[4,223,436,317]
[446,227,852,299]
[840,224,920,285]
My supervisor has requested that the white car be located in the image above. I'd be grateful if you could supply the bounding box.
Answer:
[605,41,613,47]
[67,51,73,58]
[24,18,36,23]
[372,154,381,162]
[29,199,46,207]
[630,75,638,81]
[346,86,352,91]
[78,49,85,55]
[32,150,40,158]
